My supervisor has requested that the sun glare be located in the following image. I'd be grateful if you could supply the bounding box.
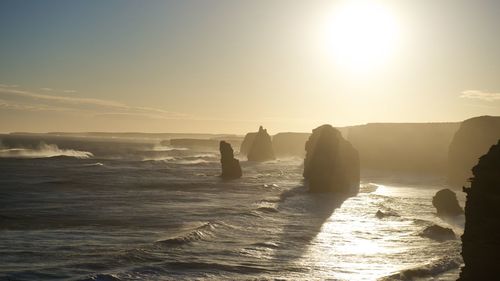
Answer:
[326,1,401,73]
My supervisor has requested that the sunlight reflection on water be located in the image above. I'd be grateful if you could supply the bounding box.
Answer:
[289,183,463,281]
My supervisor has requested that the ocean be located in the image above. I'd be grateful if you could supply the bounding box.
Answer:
[0,134,465,281]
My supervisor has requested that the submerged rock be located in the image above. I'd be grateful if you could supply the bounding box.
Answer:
[303,124,360,193]
[375,210,399,219]
[219,141,242,179]
[247,126,275,162]
[432,188,463,217]
[420,225,455,241]
[459,140,500,280]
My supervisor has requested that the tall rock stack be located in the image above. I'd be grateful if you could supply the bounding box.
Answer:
[219,141,242,179]
[303,124,360,193]
[459,140,500,280]
[240,132,257,156]
[247,126,275,162]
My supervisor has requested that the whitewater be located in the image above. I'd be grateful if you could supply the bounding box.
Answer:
[0,135,465,281]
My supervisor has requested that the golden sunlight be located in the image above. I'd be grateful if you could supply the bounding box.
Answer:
[325,1,401,73]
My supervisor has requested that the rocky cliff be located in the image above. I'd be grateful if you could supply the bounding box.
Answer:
[458,140,500,280]
[448,116,500,187]
[346,122,459,174]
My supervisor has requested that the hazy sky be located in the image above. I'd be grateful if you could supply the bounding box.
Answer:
[1,0,499,133]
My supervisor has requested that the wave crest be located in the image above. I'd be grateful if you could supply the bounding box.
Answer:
[0,142,93,159]
[379,256,462,280]
[156,222,221,246]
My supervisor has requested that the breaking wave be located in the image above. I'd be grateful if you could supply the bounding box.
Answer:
[78,274,121,281]
[141,156,176,161]
[82,162,104,167]
[379,256,462,281]
[156,222,222,246]
[150,145,188,151]
[176,159,211,165]
[0,142,93,159]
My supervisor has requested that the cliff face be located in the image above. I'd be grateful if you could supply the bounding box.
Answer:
[219,141,242,179]
[272,132,310,157]
[303,125,360,193]
[448,116,500,187]
[346,122,459,174]
[459,140,500,281]
[247,126,275,162]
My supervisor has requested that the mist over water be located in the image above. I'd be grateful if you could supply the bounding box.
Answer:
[0,134,465,281]
[0,142,93,159]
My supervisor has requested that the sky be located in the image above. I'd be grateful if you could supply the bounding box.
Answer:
[1,0,499,134]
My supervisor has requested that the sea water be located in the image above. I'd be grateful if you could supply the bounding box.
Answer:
[0,135,465,281]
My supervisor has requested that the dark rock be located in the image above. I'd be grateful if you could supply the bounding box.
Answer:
[448,116,500,187]
[219,141,242,179]
[303,124,360,193]
[375,210,399,219]
[247,126,275,162]
[420,224,456,241]
[272,132,310,157]
[459,140,500,280]
[432,188,463,217]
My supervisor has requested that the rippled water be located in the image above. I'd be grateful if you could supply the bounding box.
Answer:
[0,137,465,281]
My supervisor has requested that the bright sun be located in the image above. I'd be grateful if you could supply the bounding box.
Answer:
[326,1,400,73]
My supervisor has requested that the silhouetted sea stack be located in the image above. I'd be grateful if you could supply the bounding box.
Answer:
[448,116,500,187]
[240,132,257,156]
[219,141,242,179]
[303,124,360,193]
[247,126,275,162]
[459,140,500,281]
[432,189,463,217]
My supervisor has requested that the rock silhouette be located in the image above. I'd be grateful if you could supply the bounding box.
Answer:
[239,132,257,156]
[458,140,500,280]
[219,141,242,179]
[432,188,463,217]
[448,116,500,187]
[247,126,275,162]
[303,124,360,193]
[375,210,399,219]
[420,225,456,241]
